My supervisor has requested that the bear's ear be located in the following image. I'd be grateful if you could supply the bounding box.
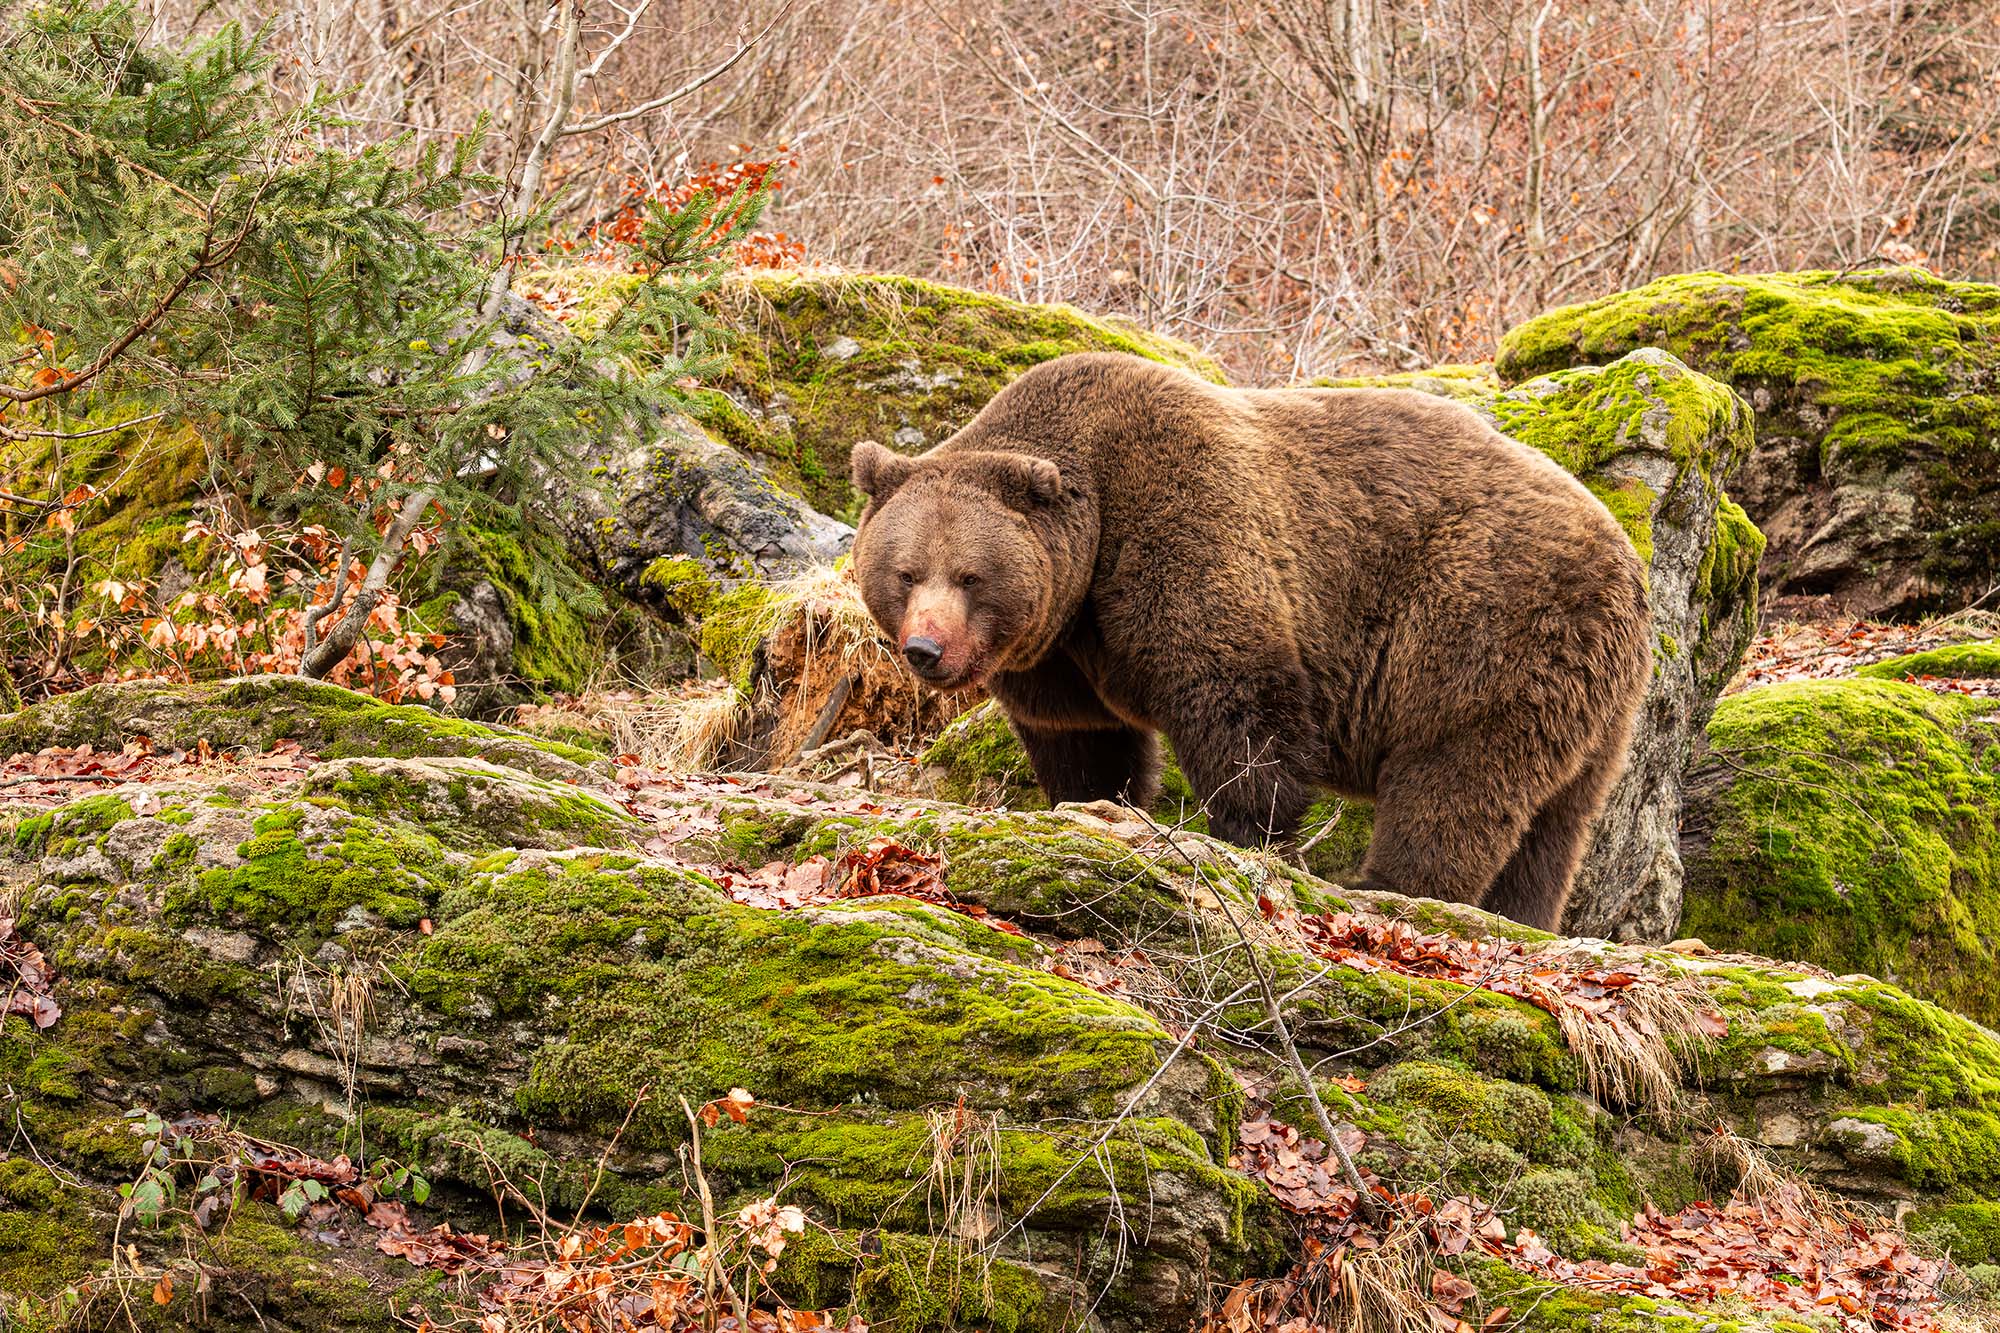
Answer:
[850,440,914,501]
[972,451,1063,509]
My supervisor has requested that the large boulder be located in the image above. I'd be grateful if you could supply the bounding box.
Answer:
[2,678,1995,1332]
[1497,267,2000,619]
[1682,675,2000,1027]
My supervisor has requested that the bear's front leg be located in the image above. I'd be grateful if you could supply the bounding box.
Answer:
[989,654,1162,807]
[1015,723,1160,806]
[1162,667,1318,848]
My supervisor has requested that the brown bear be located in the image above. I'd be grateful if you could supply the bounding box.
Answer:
[848,351,1651,931]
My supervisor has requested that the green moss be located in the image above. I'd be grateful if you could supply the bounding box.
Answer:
[1585,478,1659,565]
[399,856,1179,1145]
[1500,268,2000,464]
[10,795,136,860]
[851,1232,1060,1333]
[1682,677,2000,1024]
[0,677,601,781]
[0,1158,64,1210]
[692,271,1223,513]
[1909,1200,2000,1264]
[919,702,1044,808]
[1828,1102,2000,1192]
[1369,1060,1565,1156]
[1460,1257,1739,1331]
[770,1227,1072,1333]
[450,516,606,694]
[11,811,52,855]
[368,1106,601,1212]
[301,757,639,851]
[178,804,449,937]
[175,1208,416,1331]
[0,1203,102,1298]
[698,581,783,689]
[1281,966,1576,1092]
[1348,1061,1640,1258]
[98,925,261,1005]
[1485,350,1754,564]
[1313,364,1499,401]
[704,1110,1267,1243]
[0,421,210,679]
[641,554,721,618]
[1857,639,2000,682]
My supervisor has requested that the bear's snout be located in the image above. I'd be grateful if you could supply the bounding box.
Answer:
[902,636,946,677]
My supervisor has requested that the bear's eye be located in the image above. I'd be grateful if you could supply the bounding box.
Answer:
[957,573,980,589]
[897,571,915,587]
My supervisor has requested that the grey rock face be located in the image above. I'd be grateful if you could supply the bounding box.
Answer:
[489,293,854,602]
[558,405,852,600]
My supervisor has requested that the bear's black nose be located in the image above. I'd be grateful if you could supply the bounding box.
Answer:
[903,637,944,675]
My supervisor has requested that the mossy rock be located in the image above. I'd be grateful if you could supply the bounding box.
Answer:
[1498,267,2000,617]
[398,851,1210,1140]
[291,755,640,851]
[0,675,605,782]
[0,407,639,703]
[1682,677,2000,1026]
[2,750,1285,1326]
[696,271,1222,515]
[429,512,649,705]
[1857,639,2000,682]
[1315,363,1499,401]
[0,419,213,683]
[11,680,2000,1329]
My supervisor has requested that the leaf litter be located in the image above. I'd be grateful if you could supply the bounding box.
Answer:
[1223,1110,1950,1333]
[0,736,313,803]
[1731,616,2000,697]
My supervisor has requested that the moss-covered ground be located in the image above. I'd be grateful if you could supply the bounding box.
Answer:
[9,666,2000,1329]
[1857,639,2000,682]
[0,675,605,781]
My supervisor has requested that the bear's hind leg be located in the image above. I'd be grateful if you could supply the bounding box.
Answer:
[1355,740,1536,908]
[1477,741,1623,932]
[1016,723,1161,806]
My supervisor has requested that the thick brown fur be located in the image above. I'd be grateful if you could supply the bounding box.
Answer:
[848,352,1651,931]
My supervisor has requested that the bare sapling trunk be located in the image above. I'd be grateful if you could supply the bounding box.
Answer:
[298,491,433,678]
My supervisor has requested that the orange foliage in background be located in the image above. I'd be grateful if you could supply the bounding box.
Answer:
[7,464,458,705]
[554,153,807,271]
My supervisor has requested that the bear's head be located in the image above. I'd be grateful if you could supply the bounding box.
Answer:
[848,439,1065,691]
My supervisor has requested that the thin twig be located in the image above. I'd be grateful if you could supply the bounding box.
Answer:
[561,7,790,137]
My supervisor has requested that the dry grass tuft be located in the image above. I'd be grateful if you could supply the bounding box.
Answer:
[616,680,754,771]
[1216,1221,1436,1333]
[1552,969,1717,1120]
[758,563,969,767]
